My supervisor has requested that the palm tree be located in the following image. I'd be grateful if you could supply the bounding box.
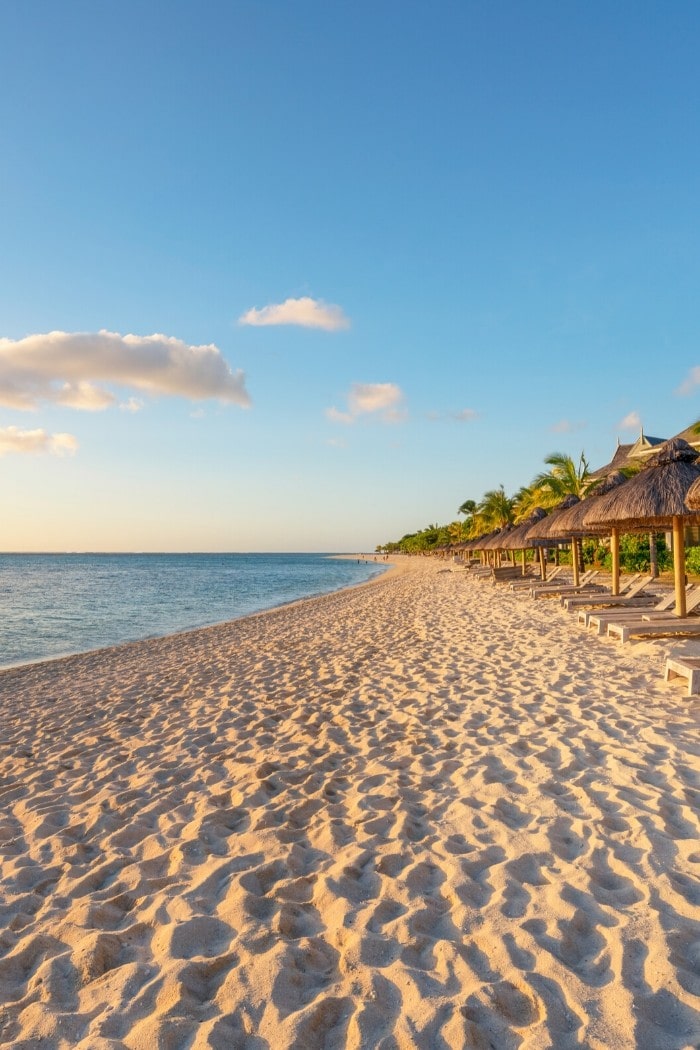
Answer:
[531,451,590,506]
[478,485,516,529]
[447,520,467,546]
[512,483,547,522]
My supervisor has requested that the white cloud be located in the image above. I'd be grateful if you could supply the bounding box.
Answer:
[239,297,350,331]
[618,411,641,431]
[326,382,405,425]
[551,418,587,434]
[0,425,78,457]
[676,366,700,396]
[325,406,354,424]
[119,396,145,413]
[0,330,250,411]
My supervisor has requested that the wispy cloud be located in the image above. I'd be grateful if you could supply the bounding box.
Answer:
[0,425,78,457]
[551,419,587,434]
[326,382,405,424]
[676,366,700,396]
[618,410,641,431]
[119,397,145,413]
[239,297,350,331]
[0,330,250,411]
[426,408,480,423]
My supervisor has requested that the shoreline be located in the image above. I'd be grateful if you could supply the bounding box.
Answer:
[1,558,698,1048]
[0,554,396,677]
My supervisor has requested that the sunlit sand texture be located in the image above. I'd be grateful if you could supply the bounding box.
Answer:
[1,558,699,1048]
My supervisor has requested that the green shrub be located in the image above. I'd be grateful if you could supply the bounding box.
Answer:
[686,546,700,576]
[574,534,673,573]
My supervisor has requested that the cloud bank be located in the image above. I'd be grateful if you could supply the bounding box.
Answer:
[0,425,78,457]
[677,366,700,396]
[326,382,405,424]
[239,297,350,331]
[0,330,250,411]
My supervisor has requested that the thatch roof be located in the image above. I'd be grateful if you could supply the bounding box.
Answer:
[463,529,498,551]
[554,471,628,537]
[500,508,547,550]
[583,438,700,530]
[525,494,581,541]
[686,474,700,510]
[588,442,634,480]
[668,420,700,450]
[482,524,514,550]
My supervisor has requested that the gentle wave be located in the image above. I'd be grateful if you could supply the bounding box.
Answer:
[0,553,387,669]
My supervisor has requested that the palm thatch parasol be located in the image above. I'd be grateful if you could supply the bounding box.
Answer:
[463,529,499,564]
[482,524,514,566]
[684,473,700,510]
[583,438,700,616]
[526,494,584,584]
[554,471,629,594]
[500,508,548,576]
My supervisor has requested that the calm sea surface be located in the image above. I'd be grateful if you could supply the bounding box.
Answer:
[0,553,387,670]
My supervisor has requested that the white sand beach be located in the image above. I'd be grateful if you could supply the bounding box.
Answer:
[1,557,699,1049]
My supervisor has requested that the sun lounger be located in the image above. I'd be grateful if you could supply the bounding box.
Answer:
[607,611,700,643]
[581,587,688,633]
[530,570,603,599]
[467,565,493,578]
[509,566,565,591]
[490,564,539,584]
[664,654,700,696]
[562,574,651,611]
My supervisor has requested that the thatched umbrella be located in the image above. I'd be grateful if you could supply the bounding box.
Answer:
[464,529,499,566]
[482,524,514,566]
[500,508,548,576]
[583,438,700,616]
[526,494,583,584]
[554,471,628,595]
[684,473,700,510]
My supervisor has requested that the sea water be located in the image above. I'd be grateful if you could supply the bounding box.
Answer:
[0,553,387,669]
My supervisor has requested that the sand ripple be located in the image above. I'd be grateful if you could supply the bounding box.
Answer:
[1,559,699,1048]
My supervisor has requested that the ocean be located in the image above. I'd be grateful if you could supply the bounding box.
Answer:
[0,553,387,670]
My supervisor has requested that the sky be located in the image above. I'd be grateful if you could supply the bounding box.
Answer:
[2,1,699,552]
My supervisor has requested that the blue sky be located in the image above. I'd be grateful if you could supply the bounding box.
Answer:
[2,1,699,551]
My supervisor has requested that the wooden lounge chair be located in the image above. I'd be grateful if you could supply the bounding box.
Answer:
[562,574,651,611]
[530,570,603,600]
[490,564,540,584]
[583,586,697,634]
[509,566,566,591]
[607,608,700,643]
[665,654,700,696]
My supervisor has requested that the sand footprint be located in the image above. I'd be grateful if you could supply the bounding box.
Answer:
[289,995,354,1050]
[155,916,235,961]
[348,972,401,1047]
[272,937,340,1018]
[276,903,322,940]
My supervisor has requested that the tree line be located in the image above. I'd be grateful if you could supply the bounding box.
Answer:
[376,450,675,574]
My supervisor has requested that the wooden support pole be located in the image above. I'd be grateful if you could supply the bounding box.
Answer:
[611,526,620,596]
[673,516,687,618]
